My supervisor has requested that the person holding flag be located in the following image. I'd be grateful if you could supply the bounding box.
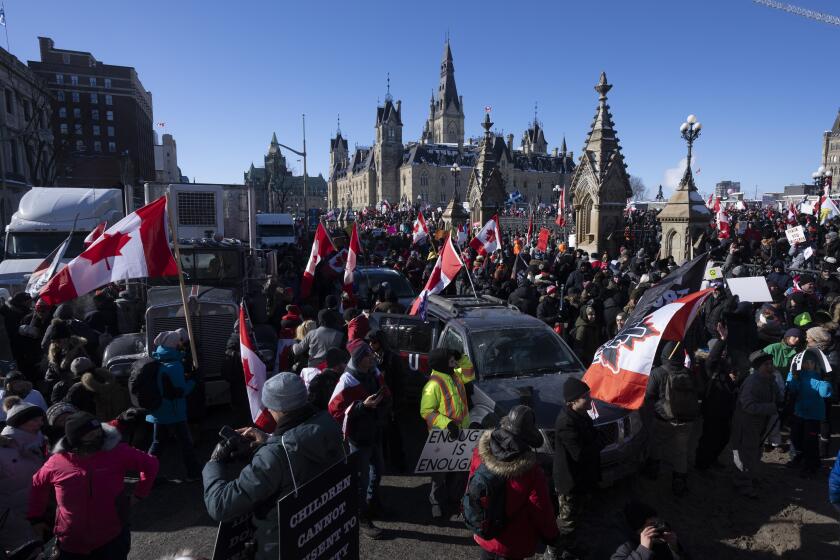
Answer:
[470,214,502,256]
[343,222,362,306]
[413,211,429,245]
[238,302,276,432]
[301,222,337,301]
[410,234,464,318]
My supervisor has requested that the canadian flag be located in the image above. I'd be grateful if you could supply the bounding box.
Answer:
[787,202,797,225]
[301,223,336,299]
[84,222,107,248]
[413,211,429,245]
[343,222,361,296]
[712,197,721,214]
[26,233,73,297]
[239,304,275,432]
[716,207,730,240]
[410,234,464,317]
[706,193,714,209]
[469,214,502,255]
[456,223,468,247]
[555,188,566,227]
[40,197,177,306]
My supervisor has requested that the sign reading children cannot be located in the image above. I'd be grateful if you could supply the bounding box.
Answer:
[277,458,359,560]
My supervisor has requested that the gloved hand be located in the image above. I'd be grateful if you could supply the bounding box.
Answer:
[210,440,237,463]
[447,421,460,440]
[117,408,146,425]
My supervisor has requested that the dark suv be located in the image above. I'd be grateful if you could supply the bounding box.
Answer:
[371,294,646,484]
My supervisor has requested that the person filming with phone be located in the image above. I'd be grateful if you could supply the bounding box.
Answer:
[203,372,344,560]
[611,501,690,559]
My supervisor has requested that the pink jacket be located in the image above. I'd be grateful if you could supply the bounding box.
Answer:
[28,425,159,554]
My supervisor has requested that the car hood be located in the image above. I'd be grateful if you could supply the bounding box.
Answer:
[473,373,628,428]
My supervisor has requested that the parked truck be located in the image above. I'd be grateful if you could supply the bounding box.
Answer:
[0,187,124,293]
[255,213,296,248]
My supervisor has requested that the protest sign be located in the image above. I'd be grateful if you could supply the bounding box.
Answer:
[212,514,256,560]
[785,225,806,245]
[803,246,814,260]
[726,277,772,303]
[277,458,359,560]
[568,234,577,248]
[415,429,483,474]
[704,263,723,281]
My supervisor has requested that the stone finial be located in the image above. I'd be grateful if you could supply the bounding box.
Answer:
[482,111,493,135]
[595,72,612,101]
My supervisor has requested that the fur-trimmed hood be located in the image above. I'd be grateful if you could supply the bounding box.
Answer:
[477,430,537,480]
[52,422,120,454]
[81,368,113,393]
[48,335,88,371]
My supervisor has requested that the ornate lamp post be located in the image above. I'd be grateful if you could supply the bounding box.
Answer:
[450,163,461,199]
[679,114,702,180]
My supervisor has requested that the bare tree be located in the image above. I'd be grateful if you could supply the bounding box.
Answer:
[629,175,648,201]
[272,171,295,213]
[18,87,58,186]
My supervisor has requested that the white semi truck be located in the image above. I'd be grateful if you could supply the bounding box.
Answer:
[0,187,124,293]
[255,213,296,248]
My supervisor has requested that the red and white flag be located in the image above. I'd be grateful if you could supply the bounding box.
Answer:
[712,197,721,214]
[343,222,361,296]
[555,187,566,227]
[787,202,797,225]
[239,303,275,432]
[328,248,348,273]
[413,212,429,245]
[84,222,106,248]
[40,197,177,306]
[716,207,730,240]
[526,211,534,246]
[469,214,502,255]
[26,234,73,297]
[456,223,468,246]
[410,234,464,316]
[583,289,713,409]
[706,193,714,209]
[301,223,336,299]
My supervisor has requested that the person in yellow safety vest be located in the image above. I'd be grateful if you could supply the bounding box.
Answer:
[420,347,475,520]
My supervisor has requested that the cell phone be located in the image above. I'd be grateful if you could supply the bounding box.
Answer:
[219,425,239,441]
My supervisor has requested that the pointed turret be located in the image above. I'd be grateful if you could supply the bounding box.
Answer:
[428,40,465,144]
[467,112,506,225]
[268,132,280,154]
[560,136,567,155]
[581,72,624,178]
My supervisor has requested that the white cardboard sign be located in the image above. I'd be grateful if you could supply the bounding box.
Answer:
[726,276,773,303]
[415,429,483,473]
[786,226,806,245]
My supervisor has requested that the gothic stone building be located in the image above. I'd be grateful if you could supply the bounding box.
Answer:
[244,132,327,214]
[328,41,575,212]
[822,109,840,195]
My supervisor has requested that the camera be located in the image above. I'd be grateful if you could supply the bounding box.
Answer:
[648,517,670,542]
[216,425,254,462]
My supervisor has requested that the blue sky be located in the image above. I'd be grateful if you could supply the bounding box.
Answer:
[5,0,840,198]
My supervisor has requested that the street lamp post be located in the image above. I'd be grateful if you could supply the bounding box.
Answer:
[274,114,309,234]
[450,163,461,199]
[679,114,702,181]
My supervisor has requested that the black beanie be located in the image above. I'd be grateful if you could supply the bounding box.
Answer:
[563,377,590,402]
[429,348,453,375]
[64,412,102,449]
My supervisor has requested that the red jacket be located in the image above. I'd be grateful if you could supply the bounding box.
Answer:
[468,431,559,558]
[28,425,159,554]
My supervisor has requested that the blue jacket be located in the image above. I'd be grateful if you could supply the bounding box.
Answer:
[145,346,194,425]
[830,453,840,505]
[785,369,833,421]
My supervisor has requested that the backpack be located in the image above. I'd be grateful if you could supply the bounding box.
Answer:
[662,368,701,422]
[463,463,508,539]
[128,357,162,410]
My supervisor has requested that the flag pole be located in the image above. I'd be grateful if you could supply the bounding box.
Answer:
[165,192,199,370]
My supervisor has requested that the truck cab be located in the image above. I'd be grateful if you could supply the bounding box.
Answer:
[0,187,124,292]
[371,295,647,485]
[255,213,296,248]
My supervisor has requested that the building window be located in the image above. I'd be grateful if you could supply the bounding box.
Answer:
[105,95,113,106]
[439,192,446,203]
[59,107,67,118]
[388,128,394,140]
[9,139,18,173]
[537,181,542,190]
[73,108,81,119]
[56,74,64,84]
[107,126,114,136]
[70,75,79,85]
[71,92,79,103]
[89,77,97,87]
[420,173,428,187]
[74,123,82,135]
[90,93,98,104]
[62,53,70,64]
[94,141,102,152]
[104,78,111,88]
[76,140,85,152]
[108,141,116,152]
[91,109,99,120]
[93,125,100,136]
[4,89,12,113]
[57,90,65,101]
[60,123,68,135]
[106,110,113,121]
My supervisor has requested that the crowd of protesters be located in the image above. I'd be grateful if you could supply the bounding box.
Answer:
[0,201,839,559]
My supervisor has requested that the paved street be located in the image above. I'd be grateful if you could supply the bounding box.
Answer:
[126,410,840,560]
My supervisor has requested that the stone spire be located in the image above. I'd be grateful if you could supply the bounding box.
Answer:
[269,132,280,154]
[439,39,460,112]
[467,111,506,225]
[582,72,624,178]
[560,136,567,155]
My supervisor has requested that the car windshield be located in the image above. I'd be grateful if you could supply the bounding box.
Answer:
[6,231,88,259]
[257,224,295,237]
[470,328,580,377]
[362,271,415,297]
